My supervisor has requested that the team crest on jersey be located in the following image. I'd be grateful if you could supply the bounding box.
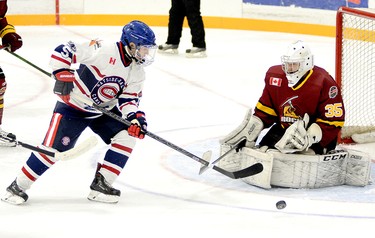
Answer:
[280,96,300,123]
[91,76,126,104]
[329,86,338,99]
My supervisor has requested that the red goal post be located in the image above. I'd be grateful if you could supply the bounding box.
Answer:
[336,7,375,143]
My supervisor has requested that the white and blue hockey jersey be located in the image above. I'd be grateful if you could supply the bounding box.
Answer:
[49,39,145,118]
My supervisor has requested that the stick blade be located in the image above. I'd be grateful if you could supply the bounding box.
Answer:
[56,136,98,161]
[198,150,212,175]
[232,162,263,179]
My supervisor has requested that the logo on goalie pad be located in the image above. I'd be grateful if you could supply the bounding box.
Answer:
[349,154,364,160]
[322,152,347,161]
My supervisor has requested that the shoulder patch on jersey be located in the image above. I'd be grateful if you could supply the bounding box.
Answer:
[89,39,102,49]
[269,77,282,87]
[329,86,338,99]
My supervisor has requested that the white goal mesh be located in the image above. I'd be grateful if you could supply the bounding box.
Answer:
[336,7,375,141]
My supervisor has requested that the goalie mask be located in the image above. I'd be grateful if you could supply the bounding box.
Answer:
[121,20,157,66]
[281,40,314,87]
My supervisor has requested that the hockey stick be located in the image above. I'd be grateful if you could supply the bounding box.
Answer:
[96,104,262,179]
[198,137,247,175]
[75,95,263,179]
[0,46,52,77]
[0,48,98,160]
[2,51,263,179]
[0,133,98,161]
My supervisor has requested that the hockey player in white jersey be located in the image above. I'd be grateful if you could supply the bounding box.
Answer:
[1,20,157,205]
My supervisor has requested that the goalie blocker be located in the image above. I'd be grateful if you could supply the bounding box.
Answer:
[219,144,371,189]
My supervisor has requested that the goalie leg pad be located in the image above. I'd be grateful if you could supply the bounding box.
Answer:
[269,150,348,188]
[217,146,273,188]
[218,144,243,172]
[342,148,371,186]
[239,147,274,189]
[232,147,371,189]
[351,130,375,143]
[268,149,371,188]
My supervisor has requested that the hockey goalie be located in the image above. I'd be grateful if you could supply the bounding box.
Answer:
[219,40,371,189]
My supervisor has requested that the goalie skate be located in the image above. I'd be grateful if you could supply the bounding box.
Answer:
[87,172,121,204]
[1,180,28,205]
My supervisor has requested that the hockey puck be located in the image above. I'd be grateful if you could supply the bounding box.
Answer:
[276,200,286,210]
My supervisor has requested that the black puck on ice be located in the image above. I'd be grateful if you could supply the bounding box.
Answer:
[276,200,286,209]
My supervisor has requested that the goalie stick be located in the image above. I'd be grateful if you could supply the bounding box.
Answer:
[76,95,263,179]
[2,51,263,179]
[0,133,98,161]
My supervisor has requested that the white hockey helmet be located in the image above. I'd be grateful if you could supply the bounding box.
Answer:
[281,40,314,87]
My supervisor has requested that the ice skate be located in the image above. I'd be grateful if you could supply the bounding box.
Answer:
[0,127,16,147]
[1,180,28,205]
[185,47,207,58]
[158,44,178,54]
[87,172,121,203]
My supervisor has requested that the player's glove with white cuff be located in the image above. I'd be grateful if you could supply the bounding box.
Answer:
[127,111,147,139]
[52,69,75,103]
[275,114,322,153]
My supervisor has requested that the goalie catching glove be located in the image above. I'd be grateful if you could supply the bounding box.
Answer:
[275,113,322,153]
[52,69,75,103]
[127,111,147,139]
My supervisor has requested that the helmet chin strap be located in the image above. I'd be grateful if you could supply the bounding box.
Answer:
[287,70,310,87]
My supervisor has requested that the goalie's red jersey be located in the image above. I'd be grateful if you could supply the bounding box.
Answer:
[254,65,345,148]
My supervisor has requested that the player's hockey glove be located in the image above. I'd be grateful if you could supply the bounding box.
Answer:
[52,69,75,103]
[126,111,147,139]
[0,17,22,52]
[275,114,322,153]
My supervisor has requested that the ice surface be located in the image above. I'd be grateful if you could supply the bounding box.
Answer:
[0,25,374,237]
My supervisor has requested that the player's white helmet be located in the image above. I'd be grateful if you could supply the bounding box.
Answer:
[281,40,314,87]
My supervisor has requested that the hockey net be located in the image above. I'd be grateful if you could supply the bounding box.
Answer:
[336,7,375,143]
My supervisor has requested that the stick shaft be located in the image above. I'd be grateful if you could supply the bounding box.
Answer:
[92,104,209,166]
[7,51,52,77]
[17,141,55,157]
